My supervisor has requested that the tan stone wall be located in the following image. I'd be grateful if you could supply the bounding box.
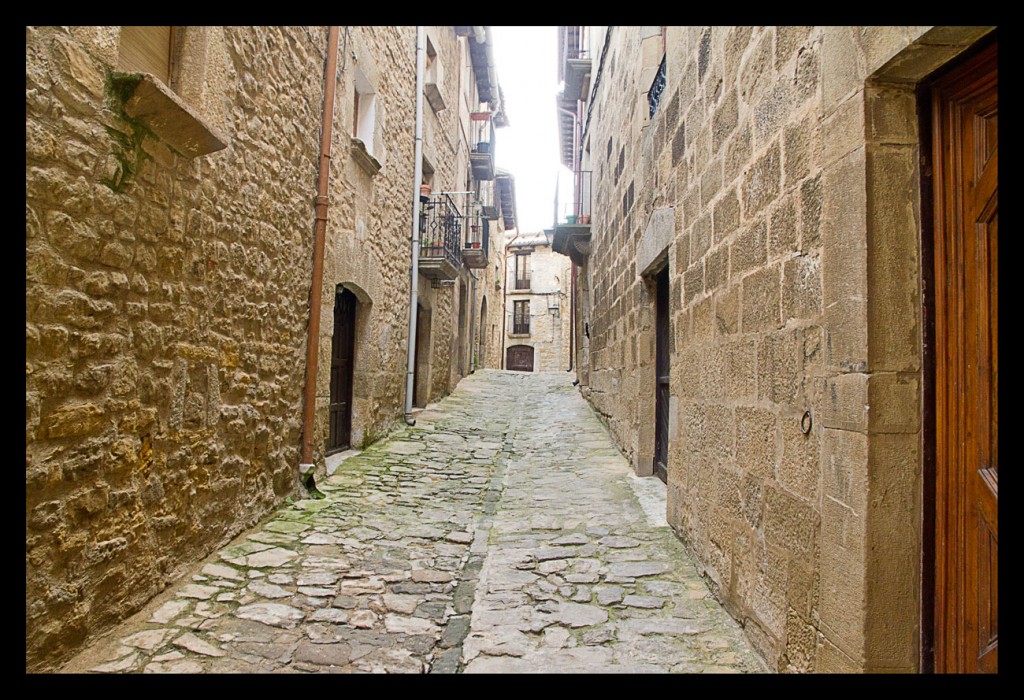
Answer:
[504,238,572,371]
[578,25,994,672]
[27,24,510,671]
[26,26,326,670]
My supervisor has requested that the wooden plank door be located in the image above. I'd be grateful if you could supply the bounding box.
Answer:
[328,288,357,453]
[653,266,670,484]
[506,345,534,372]
[932,39,997,674]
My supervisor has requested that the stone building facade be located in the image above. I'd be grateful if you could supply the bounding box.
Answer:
[554,26,998,672]
[503,230,572,373]
[26,25,512,672]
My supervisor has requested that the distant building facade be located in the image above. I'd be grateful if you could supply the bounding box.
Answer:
[553,25,998,673]
[503,230,572,373]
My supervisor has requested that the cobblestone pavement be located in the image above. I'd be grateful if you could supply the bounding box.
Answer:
[60,370,767,674]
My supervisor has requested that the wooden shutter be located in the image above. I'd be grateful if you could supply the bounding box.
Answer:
[118,26,172,85]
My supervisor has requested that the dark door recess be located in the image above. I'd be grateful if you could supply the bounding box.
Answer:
[653,266,670,484]
[328,287,357,453]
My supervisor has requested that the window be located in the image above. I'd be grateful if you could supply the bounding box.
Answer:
[352,66,377,157]
[514,252,531,290]
[513,300,530,335]
[424,34,446,112]
[118,26,173,86]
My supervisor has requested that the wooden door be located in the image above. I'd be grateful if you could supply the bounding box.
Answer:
[506,345,534,372]
[653,266,670,484]
[932,40,997,674]
[328,288,357,453]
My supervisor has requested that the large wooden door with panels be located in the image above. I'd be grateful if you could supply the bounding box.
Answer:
[931,39,997,674]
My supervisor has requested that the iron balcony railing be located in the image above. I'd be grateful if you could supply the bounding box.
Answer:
[419,193,462,270]
[514,270,531,290]
[556,169,592,225]
[471,111,495,157]
[648,54,667,118]
[464,211,489,257]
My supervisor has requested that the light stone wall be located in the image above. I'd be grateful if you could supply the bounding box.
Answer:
[26,26,326,671]
[576,25,995,672]
[505,235,572,372]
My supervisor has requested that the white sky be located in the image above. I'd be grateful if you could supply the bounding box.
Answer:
[490,26,568,235]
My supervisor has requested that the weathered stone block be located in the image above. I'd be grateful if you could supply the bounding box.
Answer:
[705,245,728,293]
[867,372,920,434]
[783,113,815,187]
[738,29,774,105]
[769,196,798,258]
[757,330,801,406]
[821,148,867,307]
[865,86,917,144]
[866,145,921,373]
[741,263,781,333]
[775,27,813,71]
[762,484,817,560]
[820,428,865,512]
[824,296,867,372]
[782,253,822,322]
[822,91,865,170]
[778,411,819,500]
[815,372,868,434]
[712,187,740,244]
[42,402,105,439]
[713,283,740,337]
[736,406,776,480]
[821,26,863,113]
[730,218,767,278]
[741,142,781,218]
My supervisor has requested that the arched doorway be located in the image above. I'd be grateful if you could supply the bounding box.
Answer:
[506,344,534,372]
[328,287,357,453]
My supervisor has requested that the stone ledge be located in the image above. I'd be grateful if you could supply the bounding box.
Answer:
[123,73,229,158]
[351,138,382,176]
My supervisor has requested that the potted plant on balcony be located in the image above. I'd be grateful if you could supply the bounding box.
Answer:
[476,141,490,154]
[566,214,577,224]
[420,183,432,201]
[578,214,590,224]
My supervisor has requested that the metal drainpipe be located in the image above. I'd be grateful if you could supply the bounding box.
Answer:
[299,26,341,474]
[568,260,575,372]
[468,270,478,373]
[404,26,426,426]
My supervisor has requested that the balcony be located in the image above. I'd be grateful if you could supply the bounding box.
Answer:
[552,170,592,266]
[513,273,531,292]
[560,26,592,101]
[470,111,496,181]
[418,194,462,280]
[463,210,489,269]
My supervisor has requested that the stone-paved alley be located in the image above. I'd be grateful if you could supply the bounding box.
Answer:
[60,370,767,674]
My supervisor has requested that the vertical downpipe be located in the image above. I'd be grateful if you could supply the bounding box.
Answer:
[404,26,426,425]
[300,26,341,474]
[469,271,478,373]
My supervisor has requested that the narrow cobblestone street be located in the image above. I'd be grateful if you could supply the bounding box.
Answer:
[61,370,767,674]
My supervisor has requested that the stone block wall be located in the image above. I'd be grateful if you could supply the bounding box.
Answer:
[26,26,327,670]
[577,25,993,672]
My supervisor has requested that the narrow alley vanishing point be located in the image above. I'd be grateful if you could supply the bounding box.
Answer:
[62,371,765,674]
